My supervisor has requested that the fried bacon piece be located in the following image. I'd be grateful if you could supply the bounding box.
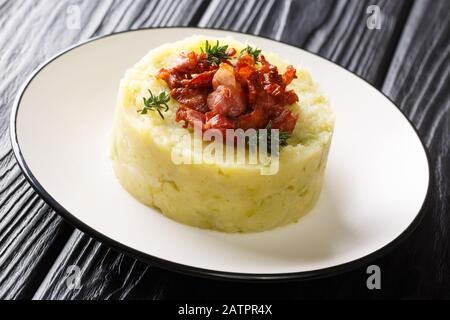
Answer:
[157,68,184,88]
[259,55,298,104]
[236,55,298,132]
[176,108,236,139]
[160,47,300,136]
[171,87,209,113]
[239,105,267,130]
[202,112,237,142]
[283,65,297,85]
[180,70,217,88]
[269,107,299,133]
[235,53,256,83]
[157,52,213,89]
[171,51,211,74]
[176,107,206,128]
[205,112,236,130]
[225,47,237,57]
[207,64,247,117]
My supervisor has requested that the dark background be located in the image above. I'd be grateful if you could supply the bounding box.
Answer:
[0,0,449,299]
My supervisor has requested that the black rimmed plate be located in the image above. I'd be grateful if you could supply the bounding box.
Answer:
[10,28,430,281]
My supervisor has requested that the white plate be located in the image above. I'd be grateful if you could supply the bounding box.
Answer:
[11,28,430,280]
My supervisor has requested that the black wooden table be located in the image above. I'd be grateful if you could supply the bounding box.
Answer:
[0,0,448,300]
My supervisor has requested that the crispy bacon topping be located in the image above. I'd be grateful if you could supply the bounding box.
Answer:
[175,107,206,128]
[171,87,209,113]
[207,64,247,117]
[158,45,299,135]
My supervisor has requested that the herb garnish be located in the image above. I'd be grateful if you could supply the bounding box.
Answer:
[278,133,291,148]
[201,40,230,66]
[138,90,170,119]
[240,45,262,63]
[258,121,291,153]
[266,121,290,147]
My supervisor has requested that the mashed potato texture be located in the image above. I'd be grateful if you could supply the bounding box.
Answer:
[111,36,334,233]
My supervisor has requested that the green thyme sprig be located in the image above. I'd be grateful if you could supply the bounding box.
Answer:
[278,132,291,148]
[240,45,262,63]
[201,40,230,66]
[138,90,170,119]
[266,121,291,148]
[258,121,291,153]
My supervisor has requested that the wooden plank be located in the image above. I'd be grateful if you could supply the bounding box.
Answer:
[0,152,72,299]
[379,0,450,299]
[34,231,168,300]
[301,0,412,87]
[0,0,88,299]
[32,0,419,299]
[0,0,209,299]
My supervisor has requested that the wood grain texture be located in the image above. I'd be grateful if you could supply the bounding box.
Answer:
[0,0,88,299]
[379,0,450,299]
[0,0,208,299]
[0,0,448,299]
[0,151,72,299]
[34,231,168,300]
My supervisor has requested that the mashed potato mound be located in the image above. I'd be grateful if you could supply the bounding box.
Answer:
[111,36,334,233]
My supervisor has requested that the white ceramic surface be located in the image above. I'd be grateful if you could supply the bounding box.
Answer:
[11,28,429,279]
